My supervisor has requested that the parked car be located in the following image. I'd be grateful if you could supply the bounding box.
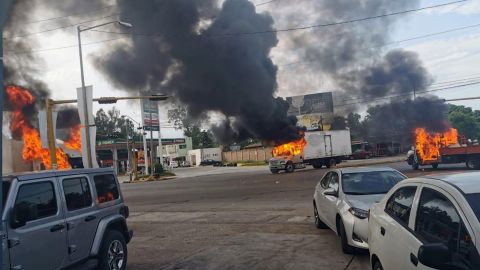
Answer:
[2,168,132,270]
[350,149,374,160]
[369,172,480,270]
[313,167,406,253]
[180,161,191,167]
[200,159,222,166]
[170,160,179,168]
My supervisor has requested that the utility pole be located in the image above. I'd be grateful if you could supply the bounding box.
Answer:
[149,100,154,173]
[1,2,14,269]
[125,119,131,181]
[45,99,58,169]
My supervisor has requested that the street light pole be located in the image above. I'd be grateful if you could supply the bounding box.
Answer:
[76,20,133,168]
[77,26,93,168]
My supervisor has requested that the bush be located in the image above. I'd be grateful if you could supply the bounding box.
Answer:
[153,163,164,175]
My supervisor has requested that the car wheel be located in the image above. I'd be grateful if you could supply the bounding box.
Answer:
[466,158,480,170]
[373,260,384,270]
[285,162,294,173]
[432,163,439,169]
[412,161,419,170]
[314,203,328,229]
[338,219,355,254]
[98,230,128,270]
[270,169,279,174]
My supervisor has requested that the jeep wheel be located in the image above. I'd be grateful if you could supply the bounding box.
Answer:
[98,230,128,270]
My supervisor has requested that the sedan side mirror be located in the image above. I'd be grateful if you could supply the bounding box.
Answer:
[323,188,338,197]
[418,243,451,269]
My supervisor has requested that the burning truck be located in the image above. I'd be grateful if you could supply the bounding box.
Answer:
[407,128,480,170]
[269,130,352,174]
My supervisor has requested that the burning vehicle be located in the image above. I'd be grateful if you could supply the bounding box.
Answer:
[5,85,82,171]
[269,130,352,174]
[407,128,480,170]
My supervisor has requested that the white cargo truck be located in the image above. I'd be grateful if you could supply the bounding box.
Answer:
[269,130,352,174]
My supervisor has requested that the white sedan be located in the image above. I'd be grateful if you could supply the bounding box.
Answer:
[313,167,406,253]
[369,172,480,270]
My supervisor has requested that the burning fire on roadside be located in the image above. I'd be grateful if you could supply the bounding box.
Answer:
[6,85,80,170]
[415,128,458,162]
[272,136,307,157]
[64,124,82,151]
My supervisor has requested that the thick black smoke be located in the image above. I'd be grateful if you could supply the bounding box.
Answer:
[273,0,449,138]
[4,0,83,130]
[94,0,301,144]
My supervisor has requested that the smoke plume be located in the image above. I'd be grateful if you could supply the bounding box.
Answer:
[93,0,301,144]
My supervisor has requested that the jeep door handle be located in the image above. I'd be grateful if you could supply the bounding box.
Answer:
[85,215,97,222]
[50,224,65,232]
[380,227,385,236]
[410,253,418,266]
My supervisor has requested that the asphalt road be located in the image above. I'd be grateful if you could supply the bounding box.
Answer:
[122,161,470,270]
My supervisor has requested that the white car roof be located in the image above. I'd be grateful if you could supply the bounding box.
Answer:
[407,172,480,194]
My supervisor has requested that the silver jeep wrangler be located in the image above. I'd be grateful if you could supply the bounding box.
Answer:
[2,168,132,270]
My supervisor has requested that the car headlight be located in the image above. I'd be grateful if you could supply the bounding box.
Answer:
[348,207,369,219]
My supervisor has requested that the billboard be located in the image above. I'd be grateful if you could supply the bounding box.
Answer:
[142,100,160,131]
[286,92,334,131]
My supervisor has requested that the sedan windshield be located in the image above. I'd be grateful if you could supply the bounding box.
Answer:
[342,171,406,195]
[466,193,480,223]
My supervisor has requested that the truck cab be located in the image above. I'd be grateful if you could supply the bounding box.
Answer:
[2,168,132,270]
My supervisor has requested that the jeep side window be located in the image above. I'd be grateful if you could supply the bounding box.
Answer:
[94,174,119,203]
[13,182,57,224]
[63,177,93,211]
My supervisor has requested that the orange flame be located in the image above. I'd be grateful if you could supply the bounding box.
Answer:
[415,128,458,162]
[6,85,72,170]
[64,125,82,151]
[273,137,307,157]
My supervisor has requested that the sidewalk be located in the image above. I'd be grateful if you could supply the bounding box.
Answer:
[339,155,405,168]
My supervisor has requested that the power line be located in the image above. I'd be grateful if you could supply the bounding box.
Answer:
[339,78,480,103]
[4,37,125,54]
[279,22,480,68]
[255,0,281,6]
[335,81,480,107]
[5,13,121,39]
[19,5,116,25]
[86,0,466,38]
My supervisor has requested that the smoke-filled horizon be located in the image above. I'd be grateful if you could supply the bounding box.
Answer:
[4,0,451,144]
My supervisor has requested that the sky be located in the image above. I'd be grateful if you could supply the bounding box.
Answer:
[5,0,480,139]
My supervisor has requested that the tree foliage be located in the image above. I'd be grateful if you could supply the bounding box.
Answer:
[448,105,480,140]
[94,107,135,141]
[167,105,218,149]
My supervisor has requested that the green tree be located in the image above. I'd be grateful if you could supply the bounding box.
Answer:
[94,107,134,141]
[168,105,218,149]
[448,105,480,140]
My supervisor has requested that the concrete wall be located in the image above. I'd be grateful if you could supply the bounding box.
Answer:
[222,147,273,163]
[3,136,33,174]
[187,148,222,166]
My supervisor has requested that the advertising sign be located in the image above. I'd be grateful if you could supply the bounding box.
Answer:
[142,99,160,131]
[286,92,334,131]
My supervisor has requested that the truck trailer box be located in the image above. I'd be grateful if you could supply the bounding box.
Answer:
[303,130,352,160]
